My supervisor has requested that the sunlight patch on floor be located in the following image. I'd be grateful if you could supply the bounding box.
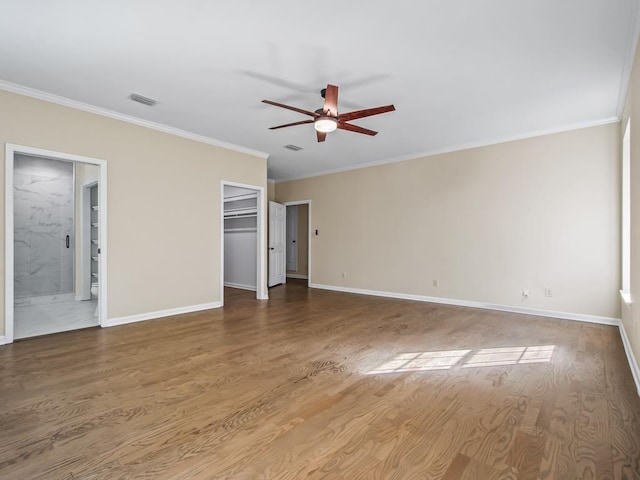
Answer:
[367,345,555,374]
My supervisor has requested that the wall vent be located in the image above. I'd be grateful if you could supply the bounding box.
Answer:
[284,144,303,151]
[129,93,158,107]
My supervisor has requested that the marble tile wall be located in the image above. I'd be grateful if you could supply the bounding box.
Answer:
[14,155,74,298]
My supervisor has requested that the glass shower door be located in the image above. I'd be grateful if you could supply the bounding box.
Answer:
[14,155,74,299]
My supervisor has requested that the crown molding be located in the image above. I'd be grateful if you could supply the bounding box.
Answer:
[274,116,620,183]
[0,80,270,160]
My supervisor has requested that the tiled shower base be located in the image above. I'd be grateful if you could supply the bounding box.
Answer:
[14,295,98,339]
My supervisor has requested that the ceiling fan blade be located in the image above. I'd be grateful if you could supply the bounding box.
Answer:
[317,131,327,142]
[323,84,339,116]
[269,119,314,130]
[337,122,378,136]
[262,99,319,118]
[338,105,395,122]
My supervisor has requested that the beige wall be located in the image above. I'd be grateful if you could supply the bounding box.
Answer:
[267,180,276,202]
[0,90,267,336]
[621,42,640,369]
[276,123,620,319]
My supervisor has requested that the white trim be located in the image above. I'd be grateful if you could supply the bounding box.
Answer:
[309,283,620,326]
[283,200,312,287]
[220,181,268,305]
[224,283,257,291]
[620,290,632,306]
[0,80,269,160]
[105,302,222,328]
[618,320,640,396]
[5,146,14,344]
[287,274,309,279]
[0,336,5,346]
[274,117,620,183]
[4,144,108,344]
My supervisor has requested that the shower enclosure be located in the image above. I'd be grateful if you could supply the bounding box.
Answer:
[14,154,74,300]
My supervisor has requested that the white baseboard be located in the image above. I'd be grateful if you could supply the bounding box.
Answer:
[104,301,222,328]
[618,320,640,396]
[224,283,257,291]
[309,283,620,326]
[287,274,309,279]
[0,335,5,346]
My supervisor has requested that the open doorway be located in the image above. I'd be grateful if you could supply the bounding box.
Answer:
[284,200,311,286]
[4,144,107,343]
[221,181,267,304]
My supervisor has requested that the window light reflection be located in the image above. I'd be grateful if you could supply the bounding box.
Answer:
[368,349,471,374]
[462,345,554,368]
[366,345,554,374]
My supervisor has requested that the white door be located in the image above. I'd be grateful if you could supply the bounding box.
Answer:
[286,205,298,272]
[268,201,286,287]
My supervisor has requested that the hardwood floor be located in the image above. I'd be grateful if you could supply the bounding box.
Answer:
[1,280,639,479]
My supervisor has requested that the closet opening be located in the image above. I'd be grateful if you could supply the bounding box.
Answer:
[221,182,267,304]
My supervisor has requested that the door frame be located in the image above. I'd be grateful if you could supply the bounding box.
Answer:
[220,180,267,304]
[4,144,108,344]
[283,200,312,286]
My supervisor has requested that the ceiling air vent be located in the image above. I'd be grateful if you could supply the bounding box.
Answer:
[129,93,158,107]
[284,144,303,151]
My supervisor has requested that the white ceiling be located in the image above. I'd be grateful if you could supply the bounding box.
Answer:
[0,1,637,181]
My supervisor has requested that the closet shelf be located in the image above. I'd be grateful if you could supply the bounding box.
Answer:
[91,240,99,245]
[92,206,99,211]
[92,256,98,262]
[224,193,258,203]
[91,223,99,228]
[224,207,257,216]
[224,213,257,219]
[224,228,258,233]
[91,272,99,278]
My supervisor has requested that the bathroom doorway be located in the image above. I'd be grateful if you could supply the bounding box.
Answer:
[284,200,311,286]
[4,144,107,343]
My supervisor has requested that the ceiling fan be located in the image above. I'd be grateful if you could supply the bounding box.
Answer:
[262,84,395,142]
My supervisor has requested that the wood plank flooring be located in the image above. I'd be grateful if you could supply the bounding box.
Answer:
[1,280,639,479]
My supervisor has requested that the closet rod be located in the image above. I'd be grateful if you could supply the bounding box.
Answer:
[224,228,258,233]
[224,213,257,219]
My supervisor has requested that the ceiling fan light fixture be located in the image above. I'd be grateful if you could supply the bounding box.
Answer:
[314,116,338,133]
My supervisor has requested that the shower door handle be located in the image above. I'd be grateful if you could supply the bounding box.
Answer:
[65,235,69,248]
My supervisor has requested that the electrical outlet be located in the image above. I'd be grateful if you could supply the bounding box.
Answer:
[545,288,552,297]
[522,289,529,298]
[433,279,439,287]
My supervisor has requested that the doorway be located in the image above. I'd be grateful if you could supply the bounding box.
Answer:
[221,181,267,304]
[4,144,107,343]
[284,200,311,286]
